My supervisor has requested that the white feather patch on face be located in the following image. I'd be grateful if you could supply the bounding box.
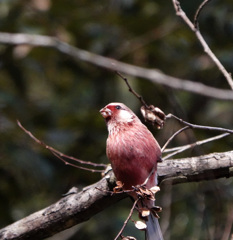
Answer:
[118,109,134,122]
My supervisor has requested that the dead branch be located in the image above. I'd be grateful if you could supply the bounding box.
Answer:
[116,71,149,108]
[158,151,233,185]
[116,73,232,159]
[163,133,230,160]
[0,32,233,100]
[114,199,139,240]
[0,151,232,240]
[17,120,106,173]
[194,0,212,28]
[171,0,233,89]
[116,72,166,128]
[167,113,233,134]
[161,126,190,152]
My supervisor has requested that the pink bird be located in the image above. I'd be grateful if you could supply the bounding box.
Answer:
[100,102,163,240]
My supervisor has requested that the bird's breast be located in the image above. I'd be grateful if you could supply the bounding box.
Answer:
[106,126,161,190]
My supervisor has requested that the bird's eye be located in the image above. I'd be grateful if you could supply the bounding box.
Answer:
[115,105,121,110]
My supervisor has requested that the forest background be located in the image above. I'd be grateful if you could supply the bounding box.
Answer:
[0,0,233,239]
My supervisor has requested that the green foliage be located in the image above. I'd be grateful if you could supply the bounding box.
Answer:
[0,0,232,239]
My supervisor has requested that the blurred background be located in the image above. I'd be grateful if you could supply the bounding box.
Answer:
[0,0,232,239]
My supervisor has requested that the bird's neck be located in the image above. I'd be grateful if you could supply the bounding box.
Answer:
[107,120,135,136]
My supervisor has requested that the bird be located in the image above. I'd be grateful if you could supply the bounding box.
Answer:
[100,102,163,240]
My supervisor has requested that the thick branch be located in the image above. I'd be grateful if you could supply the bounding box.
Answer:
[0,32,233,100]
[0,171,125,240]
[0,151,232,240]
[158,151,233,184]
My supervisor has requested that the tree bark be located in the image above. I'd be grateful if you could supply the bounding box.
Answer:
[158,151,233,184]
[0,151,232,240]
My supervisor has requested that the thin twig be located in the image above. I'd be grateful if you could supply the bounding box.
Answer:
[194,0,212,29]
[116,71,166,128]
[51,151,104,173]
[161,113,233,159]
[163,133,230,160]
[95,187,133,196]
[172,0,195,30]
[114,199,139,240]
[172,0,233,89]
[17,120,106,172]
[161,126,190,152]
[116,71,149,108]
[142,163,157,186]
[167,114,233,134]
[164,132,229,153]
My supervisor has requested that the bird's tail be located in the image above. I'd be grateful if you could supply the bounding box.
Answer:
[145,214,164,240]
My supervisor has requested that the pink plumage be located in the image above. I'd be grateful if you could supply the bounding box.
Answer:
[100,102,163,240]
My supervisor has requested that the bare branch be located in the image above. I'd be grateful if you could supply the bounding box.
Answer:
[114,199,139,240]
[161,113,233,159]
[167,114,233,134]
[163,133,230,160]
[0,151,232,240]
[0,171,124,240]
[17,120,106,173]
[161,126,190,152]
[0,32,233,100]
[161,114,233,159]
[116,71,149,108]
[194,0,212,28]
[116,72,166,128]
[171,0,233,89]
[159,151,233,184]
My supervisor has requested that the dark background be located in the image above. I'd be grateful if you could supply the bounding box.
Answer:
[0,0,232,239]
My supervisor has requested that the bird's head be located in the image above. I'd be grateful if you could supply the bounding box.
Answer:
[100,103,137,132]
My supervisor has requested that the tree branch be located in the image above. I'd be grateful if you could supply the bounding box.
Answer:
[0,151,232,240]
[194,0,212,28]
[0,32,233,100]
[171,0,233,89]
[158,151,233,184]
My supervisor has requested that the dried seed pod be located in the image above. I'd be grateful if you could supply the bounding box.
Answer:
[121,236,137,240]
[150,186,160,194]
[135,220,147,230]
[140,105,166,129]
[113,181,124,193]
[140,208,151,218]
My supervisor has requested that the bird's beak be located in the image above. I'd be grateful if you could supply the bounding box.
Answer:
[100,107,112,119]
